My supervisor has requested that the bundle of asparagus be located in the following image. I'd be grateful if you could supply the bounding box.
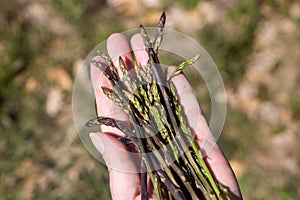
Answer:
[86,12,232,200]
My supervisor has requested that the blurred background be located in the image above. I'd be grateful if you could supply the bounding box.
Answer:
[1,0,299,199]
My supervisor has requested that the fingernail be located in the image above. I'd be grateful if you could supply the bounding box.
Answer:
[89,132,105,154]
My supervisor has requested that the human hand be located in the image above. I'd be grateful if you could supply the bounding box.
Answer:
[89,33,242,200]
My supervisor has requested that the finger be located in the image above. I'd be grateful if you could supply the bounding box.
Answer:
[166,66,215,147]
[130,33,149,66]
[205,145,242,199]
[107,33,133,75]
[91,33,134,135]
[90,132,141,200]
[166,67,241,198]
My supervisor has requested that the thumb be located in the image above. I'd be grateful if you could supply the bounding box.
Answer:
[89,132,141,200]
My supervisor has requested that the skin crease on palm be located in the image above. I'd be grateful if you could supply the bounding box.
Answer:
[89,32,243,200]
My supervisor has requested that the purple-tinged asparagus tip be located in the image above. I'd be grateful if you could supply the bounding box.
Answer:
[85,118,100,127]
[158,11,166,28]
